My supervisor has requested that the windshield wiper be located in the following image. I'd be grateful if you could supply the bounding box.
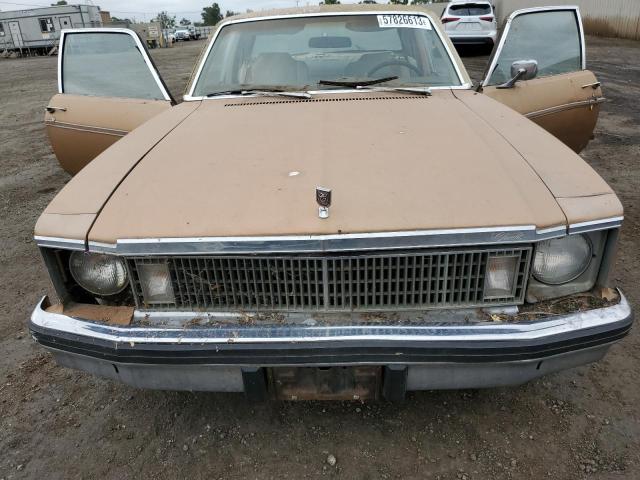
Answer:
[206,88,311,99]
[318,76,399,88]
[317,76,430,96]
[356,86,432,96]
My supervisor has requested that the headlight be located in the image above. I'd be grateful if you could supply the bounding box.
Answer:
[532,235,592,285]
[69,252,129,295]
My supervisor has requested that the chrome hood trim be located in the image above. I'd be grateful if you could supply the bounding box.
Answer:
[37,224,565,255]
[34,217,625,255]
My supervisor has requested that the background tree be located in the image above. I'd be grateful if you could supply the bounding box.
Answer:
[51,1,67,5]
[154,11,176,29]
[320,0,341,4]
[225,10,239,18]
[389,0,447,3]
[179,18,191,26]
[111,16,133,24]
[201,3,223,26]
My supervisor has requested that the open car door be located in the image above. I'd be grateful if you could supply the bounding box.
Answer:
[45,28,174,175]
[480,7,604,153]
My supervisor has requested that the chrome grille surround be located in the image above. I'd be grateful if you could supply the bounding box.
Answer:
[128,246,532,312]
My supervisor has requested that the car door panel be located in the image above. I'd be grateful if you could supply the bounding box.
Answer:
[46,94,171,175]
[480,7,603,153]
[46,28,174,175]
[484,70,604,153]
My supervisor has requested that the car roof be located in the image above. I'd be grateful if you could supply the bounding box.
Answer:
[447,1,493,5]
[228,4,443,22]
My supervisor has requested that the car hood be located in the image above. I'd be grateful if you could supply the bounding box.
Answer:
[39,90,621,245]
[86,89,599,244]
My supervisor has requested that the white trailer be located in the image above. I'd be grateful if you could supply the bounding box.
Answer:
[0,5,102,54]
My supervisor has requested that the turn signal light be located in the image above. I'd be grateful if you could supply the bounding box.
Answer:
[138,262,175,304]
[480,16,495,21]
[484,255,518,299]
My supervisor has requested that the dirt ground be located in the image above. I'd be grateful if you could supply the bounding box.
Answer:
[1,37,639,480]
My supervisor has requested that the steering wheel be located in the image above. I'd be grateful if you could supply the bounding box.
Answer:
[367,60,422,77]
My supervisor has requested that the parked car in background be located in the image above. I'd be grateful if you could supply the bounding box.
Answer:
[188,26,202,40]
[33,6,630,401]
[441,1,497,50]
[174,29,191,41]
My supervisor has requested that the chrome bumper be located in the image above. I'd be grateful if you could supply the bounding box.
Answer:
[29,294,633,393]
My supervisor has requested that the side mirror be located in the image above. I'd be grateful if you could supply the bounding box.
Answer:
[496,60,538,89]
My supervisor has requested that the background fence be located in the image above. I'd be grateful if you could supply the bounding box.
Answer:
[168,3,640,43]
[492,0,640,40]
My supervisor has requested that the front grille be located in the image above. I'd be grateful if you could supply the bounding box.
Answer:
[128,246,532,312]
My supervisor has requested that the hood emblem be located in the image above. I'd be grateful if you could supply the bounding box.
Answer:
[316,187,332,219]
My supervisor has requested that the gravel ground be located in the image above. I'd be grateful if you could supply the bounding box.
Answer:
[1,37,639,480]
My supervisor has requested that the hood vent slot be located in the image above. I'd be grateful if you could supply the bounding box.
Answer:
[225,96,430,107]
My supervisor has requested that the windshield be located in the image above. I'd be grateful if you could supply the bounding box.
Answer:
[192,14,462,96]
[448,3,493,16]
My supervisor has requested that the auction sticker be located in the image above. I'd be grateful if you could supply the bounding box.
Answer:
[377,14,432,29]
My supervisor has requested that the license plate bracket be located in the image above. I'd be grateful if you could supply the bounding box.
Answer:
[459,22,481,31]
[269,366,382,401]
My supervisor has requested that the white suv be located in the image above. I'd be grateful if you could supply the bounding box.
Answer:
[441,1,497,50]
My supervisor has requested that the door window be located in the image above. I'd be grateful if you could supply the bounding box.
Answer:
[0,23,5,36]
[61,31,169,100]
[39,17,55,33]
[485,9,582,86]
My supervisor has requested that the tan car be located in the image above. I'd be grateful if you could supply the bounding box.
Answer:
[31,5,632,401]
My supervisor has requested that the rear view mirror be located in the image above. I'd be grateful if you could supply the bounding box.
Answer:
[309,36,352,49]
[496,59,538,89]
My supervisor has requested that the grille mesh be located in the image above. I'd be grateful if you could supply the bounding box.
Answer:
[128,247,532,312]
